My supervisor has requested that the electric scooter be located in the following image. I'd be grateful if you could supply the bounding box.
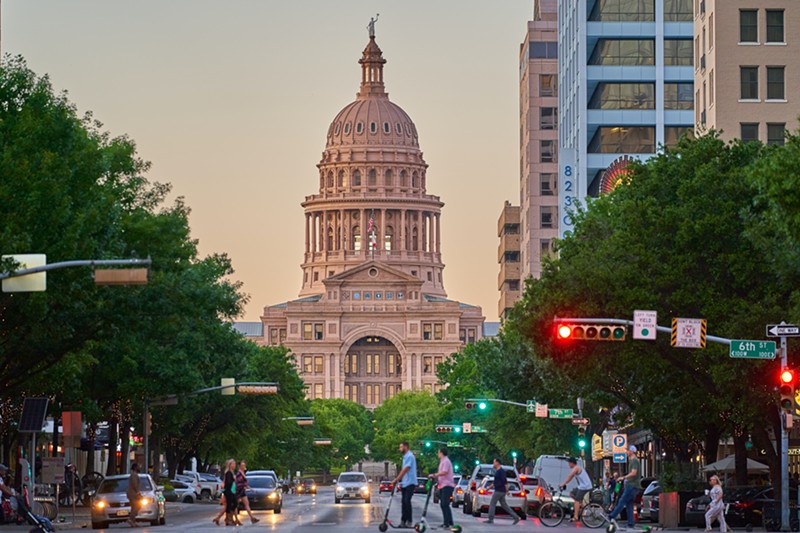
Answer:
[378,485,402,531]
[414,479,462,533]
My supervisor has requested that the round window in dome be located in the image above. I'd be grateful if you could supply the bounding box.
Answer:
[370,122,377,134]
[344,122,351,135]
[334,122,341,135]
[356,122,364,134]
[383,122,390,134]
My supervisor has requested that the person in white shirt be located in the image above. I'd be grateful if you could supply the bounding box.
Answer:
[560,457,593,522]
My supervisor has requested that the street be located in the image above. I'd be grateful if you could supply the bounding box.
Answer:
[0,488,538,532]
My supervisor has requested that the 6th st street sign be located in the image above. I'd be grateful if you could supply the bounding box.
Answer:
[730,340,776,359]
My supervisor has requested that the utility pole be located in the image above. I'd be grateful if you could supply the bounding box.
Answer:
[781,334,790,531]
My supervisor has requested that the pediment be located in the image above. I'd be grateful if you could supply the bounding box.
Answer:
[323,261,423,287]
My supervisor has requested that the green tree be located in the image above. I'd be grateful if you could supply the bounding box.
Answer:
[372,391,441,471]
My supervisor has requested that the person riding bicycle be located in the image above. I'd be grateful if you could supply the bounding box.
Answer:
[559,457,592,522]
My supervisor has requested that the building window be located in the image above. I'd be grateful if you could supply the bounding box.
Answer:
[508,280,520,291]
[366,353,373,374]
[422,323,444,341]
[314,356,323,374]
[423,356,433,374]
[588,127,656,154]
[709,13,714,46]
[540,107,557,130]
[664,127,694,148]
[767,67,785,100]
[350,354,358,374]
[767,10,785,43]
[664,83,694,110]
[709,70,714,106]
[741,123,759,143]
[314,384,323,399]
[369,122,376,134]
[590,0,654,21]
[423,323,432,340]
[530,41,558,59]
[353,170,362,186]
[589,39,655,66]
[589,83,655,110]
[434,323,443,340]
[540,140,556,163]
[386,384,396,399]
[540,74,557,97]
[356,122,364,134]
[504,251,520,263]
[540,173,557,196]
[388,354,395,374]
[353,226,361,251]
[768,123,786,145]
[740,67,759,99]
[344,122,351,135]
[503,223,520,235]
[541,207,555,229]
[368,169,377,186]
[541,238,553,257]
[373,354,380,374]
[664,0,692,21]
[664,39,693,66]
[740,10,758,43]
[303,356,313,374]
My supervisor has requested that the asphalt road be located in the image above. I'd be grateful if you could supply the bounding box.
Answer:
[0,487,536,532]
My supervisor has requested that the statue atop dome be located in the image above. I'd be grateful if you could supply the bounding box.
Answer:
[367,14,379,37]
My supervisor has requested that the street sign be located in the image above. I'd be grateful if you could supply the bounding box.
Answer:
[548,408,573,419]
[602,430,618,456]
[592,435,603,461]
[41,457,65,484]
[447,441,462,448]
[613,452,627,464]
[633,310,658,340]
[612,433,628,454]
[729,340,777,359]
[767,324,800,337]
[572,418,590,425]
[526,400,535,413]
[462,422,472,434]
[536,402,548,418]
[470,426,488,433]
[671,318,707,349]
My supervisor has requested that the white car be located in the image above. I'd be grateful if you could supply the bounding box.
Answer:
[452,476,470,508]
[170,479,197,503]
[335,472,370,503]
[470,477,527,520]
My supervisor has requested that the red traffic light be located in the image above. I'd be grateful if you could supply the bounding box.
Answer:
[555,323,626,341]
[781,369,795,384]
[558,325,572,339]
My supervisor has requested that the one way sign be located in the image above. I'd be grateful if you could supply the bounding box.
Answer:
[766,324,800,337]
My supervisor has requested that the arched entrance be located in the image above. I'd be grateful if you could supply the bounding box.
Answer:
[344,336,403,407]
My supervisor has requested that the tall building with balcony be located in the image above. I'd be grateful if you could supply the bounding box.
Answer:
[237,33,484,408]
[497,201,521,320]
[558,0,695,236]
[695,0,800,143]
[520,0,560,280]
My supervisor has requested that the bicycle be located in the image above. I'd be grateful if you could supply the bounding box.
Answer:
[537,487,573,527]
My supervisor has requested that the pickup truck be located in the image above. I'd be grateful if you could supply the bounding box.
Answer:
[175,471,221,500]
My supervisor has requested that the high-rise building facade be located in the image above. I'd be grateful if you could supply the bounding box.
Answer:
[558,0,695,236]
[497,201,521,320]
[520,0,560,279]
[237,34,484,408]
[695,0,800,143]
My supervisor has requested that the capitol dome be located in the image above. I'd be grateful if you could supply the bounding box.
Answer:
[325,36,419,149]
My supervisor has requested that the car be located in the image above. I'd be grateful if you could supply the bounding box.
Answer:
[164,479,196,503]
[174,473,204,500]
[518,473,541,513]
[379,479,395,493]
[335,472,371,503]
[526,455,584,514]
[470,477,527,520]
[452,476,470,508]
[91,474,166,530]
[463,463,519,515]
[174,471,220,501]
[686,486,798,529]
[640,480,660,522]
[240,475,282,513]
[415,477,430,494]
[198,473,222,499]
[246,470,279,488]
[434,475,462,504]
[295,478,317,495]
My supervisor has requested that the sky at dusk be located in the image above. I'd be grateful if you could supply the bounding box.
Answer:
[5,0,532,322]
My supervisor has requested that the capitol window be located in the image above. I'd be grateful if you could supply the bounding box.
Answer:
[396,123,402,134]
[303,356,312,374]
[384,122,391,134]
[384,226,393,251]
[368,169,377,186]
[338,170,347,188]
[334,122,341,135]
[423,356,433,374]
[353,170,362,186]
[370,122,377,134]
[314,356,323,374]
[400,170,407,187]
[412,172,419,188]
[356,122,364,134]
[344,122,351,134]
[386,292,394,299]
[385,170,393,186]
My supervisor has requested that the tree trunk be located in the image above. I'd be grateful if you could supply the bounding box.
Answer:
[704,426,721,467]
[733,430,748,486]
[85,423,97,477]
[120,423,130,474]
[106,417,118,476]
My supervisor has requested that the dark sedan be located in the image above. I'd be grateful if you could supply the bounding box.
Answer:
[379,480,395,493]
[241,476,282,513]
[415,478,429,494]
[295,478,317,495]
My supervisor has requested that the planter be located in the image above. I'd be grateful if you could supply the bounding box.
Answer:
[660,491,679,528]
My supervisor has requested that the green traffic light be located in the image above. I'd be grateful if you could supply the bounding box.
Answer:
[578,439,587,448]
[455,427,462,433]
[478,402,487,410]
[475,459,480,465]
[425,441,432,448]
[454,464,459,471]
[511,451,518,458]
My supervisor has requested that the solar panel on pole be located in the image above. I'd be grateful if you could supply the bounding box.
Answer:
[18,398,49,432]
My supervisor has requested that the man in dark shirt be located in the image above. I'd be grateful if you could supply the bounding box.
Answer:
[486,458,520,525]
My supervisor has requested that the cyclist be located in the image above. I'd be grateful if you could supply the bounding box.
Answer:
[559,457,592,522]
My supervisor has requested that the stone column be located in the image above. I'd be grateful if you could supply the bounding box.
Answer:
[340,209,346,251]
[305,213,310,253]
[435,213,441,254]
[400,210,406,252]
[405,352,413,391]
[360,209,367,255]
[422,212,428,252]
[380,208,386,253]
[428,213,434,253]
[311,212,317,253]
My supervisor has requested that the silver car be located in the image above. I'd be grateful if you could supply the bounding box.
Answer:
[453,476,470,508]
[91,474,166,529]
[334,472,370,503]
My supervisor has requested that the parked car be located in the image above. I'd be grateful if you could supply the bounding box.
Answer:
[379,479,395,493]
[470,477,527,520]
[640,480,660,522]
[295,478,317,495]
[91,474,166,530]
[434,475,462,504]
[649,493,660,522]
[161,479,196,503]
[415,477,429,494]
[240,475,282,513]
[198,473,222,499]
[175,471,219,501]
[335,472,371,504]
[688,485,799,529]
[452,476,470,508]
[526,455,584,514]
[463,463,519,515]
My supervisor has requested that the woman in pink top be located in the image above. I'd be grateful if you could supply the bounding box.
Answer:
[429,448,456,528]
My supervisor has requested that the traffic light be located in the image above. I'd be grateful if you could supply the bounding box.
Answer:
[454,464,459,472]
[425,441,432,448]
[511,451,518,459]
[556,323,627,342]
[465,401,488,410]
[780,369,797,413]
[577,426,587,449]
[436,425,458,433]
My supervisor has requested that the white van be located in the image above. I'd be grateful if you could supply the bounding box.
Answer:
[527,455,587,513]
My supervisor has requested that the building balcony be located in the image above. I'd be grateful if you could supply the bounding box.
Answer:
[497,234,521,261]
[498,291,521,316]
[498,262,521,288]
[303,191,443,206]
[303,249,442,265]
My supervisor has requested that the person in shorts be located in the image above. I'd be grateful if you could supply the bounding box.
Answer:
[560,457,592,522]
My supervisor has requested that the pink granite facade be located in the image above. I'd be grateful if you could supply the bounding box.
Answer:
[254,36,485,408]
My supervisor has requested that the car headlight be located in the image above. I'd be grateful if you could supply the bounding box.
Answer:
[311,485,316,490]
[140,497,151,506]
[268,492,278,499]
[94,500,107,510]
[361,486,370,494]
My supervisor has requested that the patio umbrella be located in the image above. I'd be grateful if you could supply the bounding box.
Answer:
[702,455,769,473]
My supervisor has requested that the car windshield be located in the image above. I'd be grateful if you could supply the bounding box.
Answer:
[199,474,218,481]
[302,479,314,485]
[248,477,276,489]
[458,478,470,486]
[339,474,366,483]
[171,481,188,489]
[99,476,153,494]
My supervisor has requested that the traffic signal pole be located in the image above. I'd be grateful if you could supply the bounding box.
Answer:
[554,316,733,346]
[781,335,790,532]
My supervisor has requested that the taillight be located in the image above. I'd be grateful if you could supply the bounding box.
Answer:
[478,489,488,495]
[516,491,527,497]
[456,489,463,494]
[471,483,476,491]
[734,501,755,509]
[535,487,543,497]
[520,476,527,483]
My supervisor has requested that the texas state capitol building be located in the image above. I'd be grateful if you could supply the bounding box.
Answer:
[240,33,485,408]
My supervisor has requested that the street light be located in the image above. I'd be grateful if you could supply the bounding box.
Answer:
[282,416,315,426]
